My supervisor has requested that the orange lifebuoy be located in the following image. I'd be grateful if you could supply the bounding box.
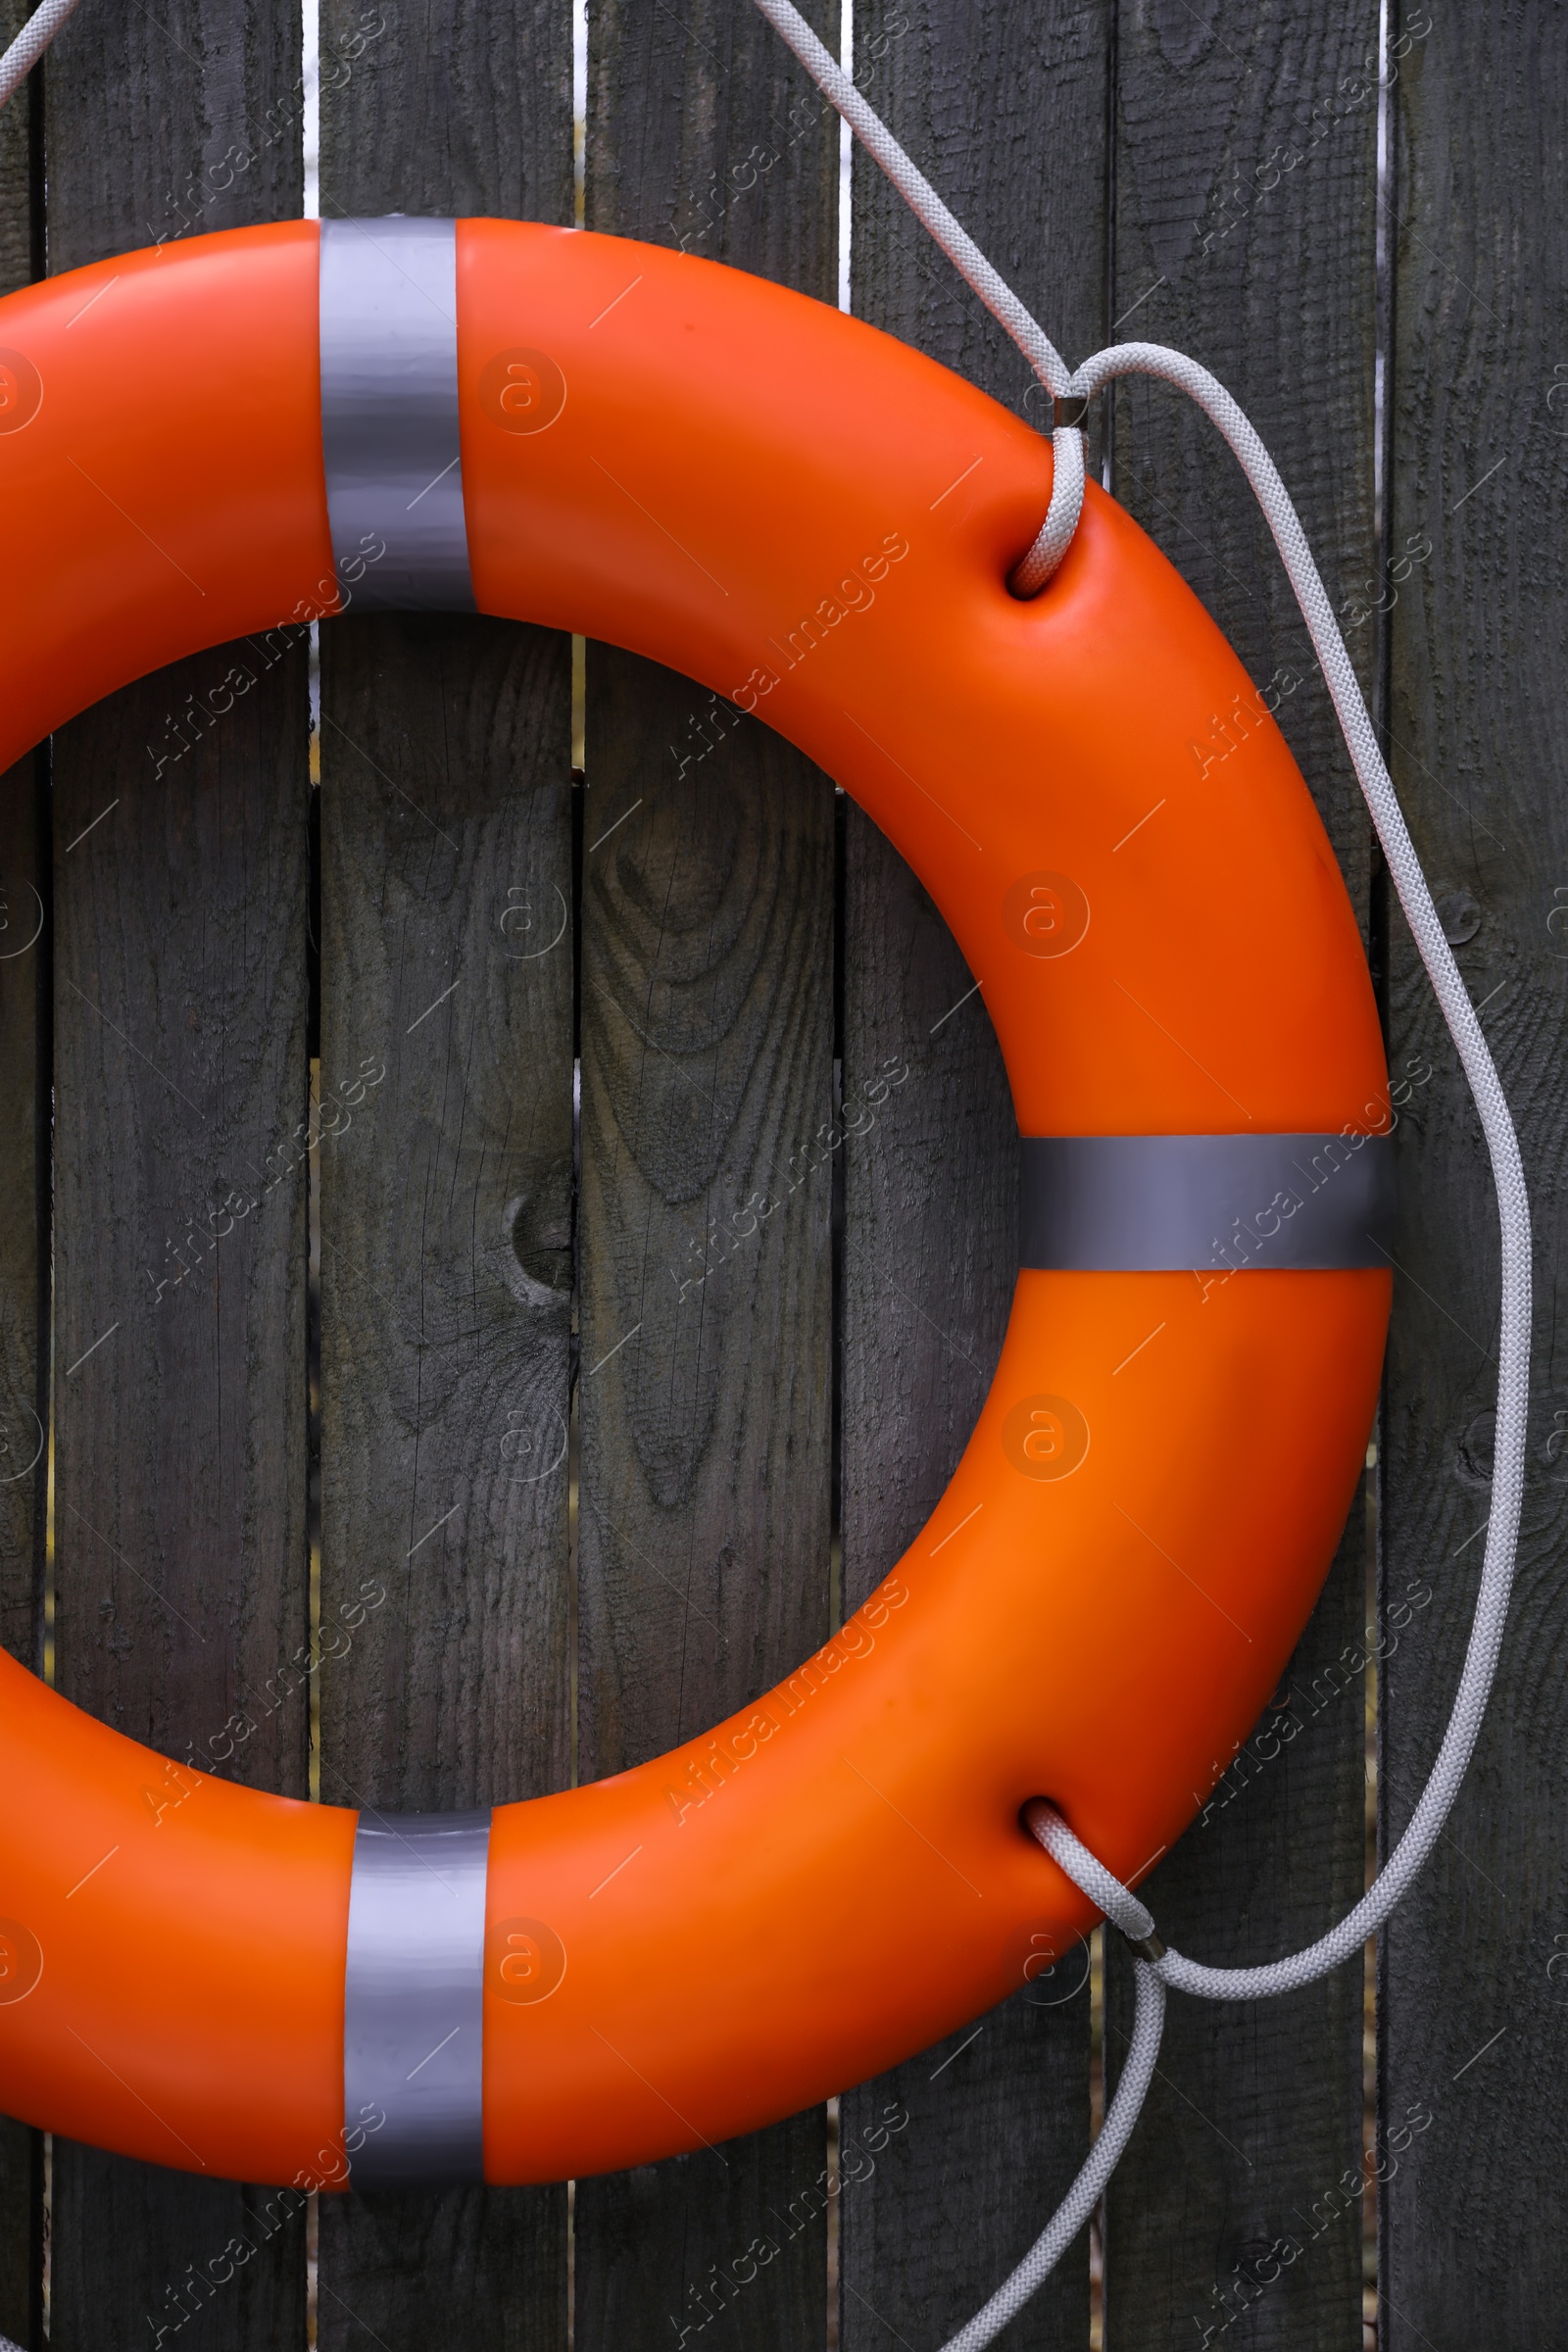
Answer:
[0,217,1390,2190]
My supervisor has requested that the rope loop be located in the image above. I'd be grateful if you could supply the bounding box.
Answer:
[750,0,1086,592]
[1025,1801,1157,1944]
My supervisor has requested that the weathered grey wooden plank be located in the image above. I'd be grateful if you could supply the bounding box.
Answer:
[0,814,40,1670]
[318,0,570,220]
[571,655,838,2352]
[0,753,43,2350]
[43,1,310,2341]
[575,11,839,2341]
[316,623,575,1815]
[0,4,44,2333]
[47,0,304,264]
[48,650,313,2348]
[839,2,1108,2339]
[850,0,1109,455]
[0,0,34,297]
[587,0,839,293]
[316,10,573,2341]
[315,613,573,2348]
[1102,6,1382,2347]
[1378,9,1568,2346]
[0,2099,39,2352]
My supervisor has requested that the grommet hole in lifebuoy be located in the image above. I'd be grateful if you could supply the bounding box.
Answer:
[0,213,1395,2205]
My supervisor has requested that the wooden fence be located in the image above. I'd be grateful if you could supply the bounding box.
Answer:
[0,0,1564,2345]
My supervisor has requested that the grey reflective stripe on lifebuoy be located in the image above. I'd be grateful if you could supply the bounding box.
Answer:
[1018,1133,1396,1273]
[343,1808,491,2187]
[318,215,475,612]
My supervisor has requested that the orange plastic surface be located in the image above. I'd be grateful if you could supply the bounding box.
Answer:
[0,220,1390,2186]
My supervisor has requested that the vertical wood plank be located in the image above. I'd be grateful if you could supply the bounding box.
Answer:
[49,662,314,2351]
[1380,8,1568,2345]
[0,2,44,2337]
[0,816,40,1665]
[46,0,304,265]
[316,6,575,2344]
[575,8,839,2346]
[571,667,837,2352]
[316,618,574,2350]
[840,3,1108,2342]
[318,0,569,219]
[43,0,310,2342]
[1103,6,1381,2348]
[0,0,35,298]
[0,754,43,2352]
[0,2099,39,2352]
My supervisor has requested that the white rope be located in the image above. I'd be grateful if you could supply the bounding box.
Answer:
[943,1959,1165,2352]
[753,7,1532,2346]
[1033,337,1532,2005]
[749,0,1085,590]
[0,0,81,106]
[1027,1801,1159,1947]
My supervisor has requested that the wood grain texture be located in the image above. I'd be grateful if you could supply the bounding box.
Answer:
[0,2096,40,2352]
[0,0,42,2319]
[574,651,836,1778]
[839,4,1108,2339]
[587,0,840,293]
[317,620,574,1817]
[1102,6,1380,2347]
[318,0,570,221]
[1109,0,1381,917]
[1379,8,1568,2345]
[44,5,309,2337]
[45,0,303,264]
[0,760,41,1706]
[850,0,1110,447]
[316,10,573,2340]
[48,652,313,2349]
[0,763,44,2352]
[315,625,573,2346]
[0,0,34,296]
[571,661,837,2352]
[575,11,839,2341]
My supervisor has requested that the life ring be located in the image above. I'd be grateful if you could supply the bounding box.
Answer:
[0,217,1392,2190]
